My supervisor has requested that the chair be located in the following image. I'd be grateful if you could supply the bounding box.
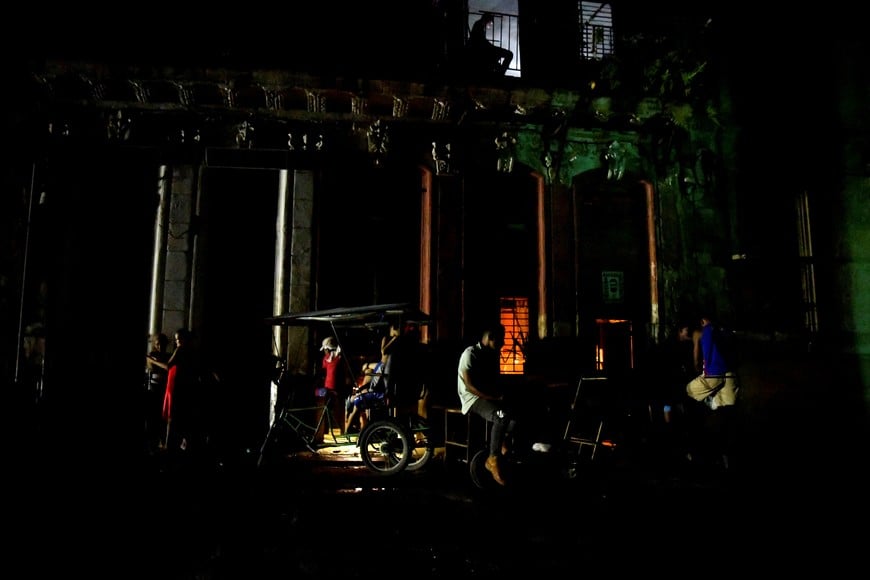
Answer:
[562,376,608,460]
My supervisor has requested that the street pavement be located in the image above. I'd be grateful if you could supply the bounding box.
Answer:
[9,422,867,579]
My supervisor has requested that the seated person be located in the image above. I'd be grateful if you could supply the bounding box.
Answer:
[345,361,386,432]
[466,13,513,79]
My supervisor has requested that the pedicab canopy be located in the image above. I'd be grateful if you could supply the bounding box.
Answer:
[265,302,431,329]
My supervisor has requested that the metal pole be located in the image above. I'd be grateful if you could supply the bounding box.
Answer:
[14,163,38,384]
[644,180,660,343]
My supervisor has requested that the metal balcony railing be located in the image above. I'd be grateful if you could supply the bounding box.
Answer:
[468,10,521,77]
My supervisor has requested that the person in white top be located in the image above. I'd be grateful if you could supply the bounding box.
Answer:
[457,324,513,485]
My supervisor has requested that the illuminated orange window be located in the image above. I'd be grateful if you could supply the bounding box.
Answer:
[499,297,528,374]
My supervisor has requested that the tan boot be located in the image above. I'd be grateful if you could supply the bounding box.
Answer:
[484,454,506,486]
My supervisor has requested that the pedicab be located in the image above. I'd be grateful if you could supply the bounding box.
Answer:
[258,302,434,476]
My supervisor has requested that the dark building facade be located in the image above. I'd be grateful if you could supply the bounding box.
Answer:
[2,1,867,466]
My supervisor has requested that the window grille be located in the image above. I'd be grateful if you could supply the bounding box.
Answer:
[796,191,819,335]
[579,2,614,60]
[467,0,521,77]
[499,296,528,374]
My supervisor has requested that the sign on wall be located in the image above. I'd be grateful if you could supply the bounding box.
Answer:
[601,270,624,303]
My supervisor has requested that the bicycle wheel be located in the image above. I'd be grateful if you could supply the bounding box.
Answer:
[358,419,411,476]
[469,447,499,490]
[404,415,434,472]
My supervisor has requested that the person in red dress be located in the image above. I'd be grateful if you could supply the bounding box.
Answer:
[148,328,205,454]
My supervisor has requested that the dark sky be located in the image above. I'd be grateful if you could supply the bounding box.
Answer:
[10,3,440,71]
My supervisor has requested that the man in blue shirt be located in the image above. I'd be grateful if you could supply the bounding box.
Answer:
[679,315,740,470]
[680,316,739,410]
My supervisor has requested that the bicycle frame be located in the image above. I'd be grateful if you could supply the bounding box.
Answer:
[273,394,355,452]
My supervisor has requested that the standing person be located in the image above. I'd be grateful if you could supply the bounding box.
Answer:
[467,13,513,79]
[381,321,401,359]
[680,315,739,410]
[315,336,348,442]
[144,332,170,453]
[457,324,514,486]
[679,314,740,469]
[148,328,205,455]
[382,322,427,411]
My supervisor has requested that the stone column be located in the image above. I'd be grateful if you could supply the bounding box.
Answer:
[267,169,313,424]
[162,165,198,335]
[285,170,314,376]
[147,164,169,339]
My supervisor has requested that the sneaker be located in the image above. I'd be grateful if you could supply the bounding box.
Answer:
[484,455,506,486]
[531,442,552,453]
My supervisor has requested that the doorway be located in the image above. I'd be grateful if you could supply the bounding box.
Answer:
[575,172,651,374]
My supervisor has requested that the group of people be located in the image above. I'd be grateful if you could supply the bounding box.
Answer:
[143,320,431,456]
[343,323,400,433]
[314,322,430,442]
[457,314,740,487]
[144,328,216,457]
[144,311,738,486]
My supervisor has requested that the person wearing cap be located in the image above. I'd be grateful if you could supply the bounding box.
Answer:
[314,336,348,442]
